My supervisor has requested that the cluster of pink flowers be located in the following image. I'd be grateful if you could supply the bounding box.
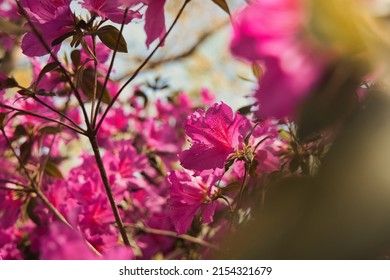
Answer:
[231,0,327,119]
[0,0,335,259]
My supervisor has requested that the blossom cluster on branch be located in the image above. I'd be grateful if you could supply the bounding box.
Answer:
[0,0,381,259]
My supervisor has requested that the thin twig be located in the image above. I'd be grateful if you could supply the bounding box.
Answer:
[95,0,192,132]
[92,8,129,128]
[88,136,131,247]
[117,19,229,77]
[1,115,100,256]
[125,223,219,250]
[90,35,99,125]
[232,164,248,224]
[0,103,86,135]
[16,1,91,130]
[32,96,84,132]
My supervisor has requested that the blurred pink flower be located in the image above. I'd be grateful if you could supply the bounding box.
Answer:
[36,222,134,259]
[167,170,219,235]
[144,0,167,47]
[0,227,24,260]
[231,0,326,119]
[180,102,250,171]
[201,88,216,106]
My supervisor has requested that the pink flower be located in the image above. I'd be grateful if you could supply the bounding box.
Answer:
[0,227,24,260]
[119,0,167,47]
[201,88,216,106]
[20,0,74,56]
[35,222,134,260]
[144,0,167,47]
[167,170,220,234]
[81,0,140,24]
[180,102,250,171]
[254,56,323,118]
[231,0,305,61]
[230,0,326,119]
[0,192,22,229]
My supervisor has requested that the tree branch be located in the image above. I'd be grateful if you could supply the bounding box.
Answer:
[95,0,192,132]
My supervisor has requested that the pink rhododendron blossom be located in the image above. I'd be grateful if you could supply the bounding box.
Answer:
[144,0,167,47]
[35,222,133,259]
[180,102,250,171]
[137,215,175,259]
[0,192,22,229]
[231,0,326,119]
[254,56,323,118]
[0,227,24,260]
[167,170,220,234]
[231,0,305,61]
[20,0,74,56]
[80,0,140,24]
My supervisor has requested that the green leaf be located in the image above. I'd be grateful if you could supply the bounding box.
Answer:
[80,68,111,104]
[52,31,76,46]
[211,0,230,15]
[97,25,128,53]
[17,89,33,96]
[71,50,81,68]
[237,104,252,116]
[20,140,33,164]
[0,77,18,90]
[44,162,64,179]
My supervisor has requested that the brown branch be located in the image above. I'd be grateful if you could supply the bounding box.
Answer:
[95,0,192,132]
[116,20,229,80]
[126,223,219,250]
[15,1,91,130]
[0,103,86,135]
[88,136,131,247]
[91,8,129,128]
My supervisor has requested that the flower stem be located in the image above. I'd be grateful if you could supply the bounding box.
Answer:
[88,135,131,247]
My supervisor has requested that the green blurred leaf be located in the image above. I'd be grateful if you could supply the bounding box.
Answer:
[0,77,18,90]
[20,140,33,164]
[97,25,128,53]
[71,50,81,68]
[238,104,252,116]
[44,162,64,179]
[17,89,33,96]
[52,31,76,46]
[80,68,111,104]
